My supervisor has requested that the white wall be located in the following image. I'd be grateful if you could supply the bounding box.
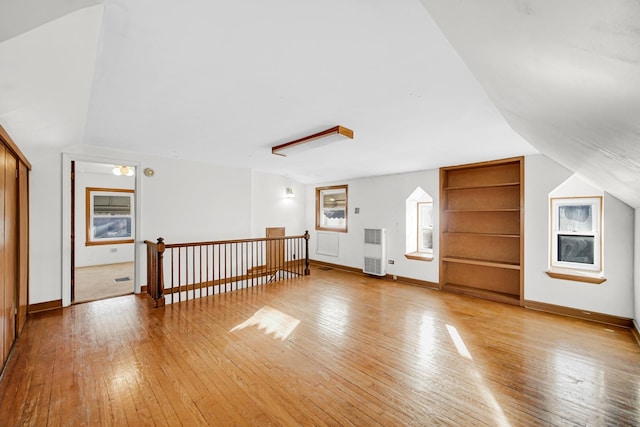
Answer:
[250,171,306,237]
[29,145,305,305]
[306,154,635,319]
[306,169,440,283]
[525,154,635,318]
[74,167,135,267]
[29,147,64,305]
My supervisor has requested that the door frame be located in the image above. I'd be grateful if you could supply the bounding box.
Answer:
[61,153,142,307]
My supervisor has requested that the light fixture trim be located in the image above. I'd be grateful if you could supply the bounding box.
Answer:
[272,125,354,157]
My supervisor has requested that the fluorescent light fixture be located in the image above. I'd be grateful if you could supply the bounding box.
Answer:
[272,125,354,157]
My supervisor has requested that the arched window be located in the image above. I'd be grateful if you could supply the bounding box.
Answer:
[405,187,433,261]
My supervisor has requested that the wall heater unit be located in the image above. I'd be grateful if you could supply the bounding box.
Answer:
[363,228,386,276]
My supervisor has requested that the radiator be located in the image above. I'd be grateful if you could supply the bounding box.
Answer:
[363,228,386,276]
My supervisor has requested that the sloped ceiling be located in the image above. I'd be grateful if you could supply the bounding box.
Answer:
[420,0,640,207]
[0,0,100,42]
[5,1,639,208]
[0,0,536,185]
[0,5,103,157]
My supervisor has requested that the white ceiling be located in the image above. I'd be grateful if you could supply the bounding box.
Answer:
[1,1,639,207]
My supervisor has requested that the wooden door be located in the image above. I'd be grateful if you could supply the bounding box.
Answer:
[3,149,17,363]
[0,144,5,363]
[266,227,285,273]
[17,162,28,335]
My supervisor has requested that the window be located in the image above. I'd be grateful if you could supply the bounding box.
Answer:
[316,185,348,232]
[417,202,434,253]
[550,197,601,272]
[405,187,433,261]
[86,187,135,246]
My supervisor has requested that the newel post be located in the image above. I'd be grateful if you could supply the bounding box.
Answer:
[304,230,310,276]
[156,237,166,307]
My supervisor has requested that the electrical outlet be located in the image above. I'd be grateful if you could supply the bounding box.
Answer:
[388,259,394,264]
[110,248,117,253]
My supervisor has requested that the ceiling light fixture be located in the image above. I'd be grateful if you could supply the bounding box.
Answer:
[113,165,134,176]
[272,125,354,157]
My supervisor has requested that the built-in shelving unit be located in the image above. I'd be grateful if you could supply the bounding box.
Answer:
[439,157,524,305]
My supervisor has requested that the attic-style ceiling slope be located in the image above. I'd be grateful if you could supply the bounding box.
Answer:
[81,0,536,184]
[0,0,100,42]
[420,0,640,207]
[0,6,103,158]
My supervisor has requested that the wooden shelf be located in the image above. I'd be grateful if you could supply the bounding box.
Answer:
[440,157,524,305]
[445,208,520,213]
[442,257,520,270]
[443,232,519,238]
[442,283,521,306]
[444,182,520,191]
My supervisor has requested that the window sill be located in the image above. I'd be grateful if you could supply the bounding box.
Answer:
[404,252,433,262]
[545,270,606,284]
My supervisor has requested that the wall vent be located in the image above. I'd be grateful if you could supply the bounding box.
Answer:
[363,228,386,276]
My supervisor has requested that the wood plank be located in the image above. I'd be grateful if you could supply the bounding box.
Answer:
[17,162,28,336]
[0,145,5,366]
[1,267,639,425]
[4,150,17,363]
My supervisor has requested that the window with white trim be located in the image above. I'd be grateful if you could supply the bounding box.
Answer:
[405,187,433,261]
[550,197,602,272]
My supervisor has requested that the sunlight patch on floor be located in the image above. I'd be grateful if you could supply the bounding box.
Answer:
[446,324,473,360]
[446,324,512,427]
[230,306,300,341]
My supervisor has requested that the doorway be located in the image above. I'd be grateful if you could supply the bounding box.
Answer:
[71,161,136,303]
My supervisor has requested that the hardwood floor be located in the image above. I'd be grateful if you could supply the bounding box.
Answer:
[74,262,135,303]
[1,266,639,426]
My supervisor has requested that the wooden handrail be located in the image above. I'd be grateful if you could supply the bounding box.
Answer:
[163,233,308,248]
[144,231,310,306]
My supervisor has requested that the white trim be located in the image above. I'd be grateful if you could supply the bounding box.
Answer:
[61,153,142,307]
[550,196,602,273]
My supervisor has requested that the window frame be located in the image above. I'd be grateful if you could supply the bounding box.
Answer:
[416,201,434,256]
[550,196,602,273]
[86,187,135,246]
[404,187,433,262]
[315,185,348,233]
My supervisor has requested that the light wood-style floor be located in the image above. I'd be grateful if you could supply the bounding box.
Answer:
[74,262,134,303]
[1,266,639,426]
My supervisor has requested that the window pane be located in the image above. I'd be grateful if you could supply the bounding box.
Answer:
[94,195,131,215]
[558,205,592,232]
[418,204,433,228]
[93,217,132,239]
[318,187,347,230]
[420,228,433,250]
[557,234,594,264]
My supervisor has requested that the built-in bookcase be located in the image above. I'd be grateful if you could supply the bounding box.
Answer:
[439,157,523,305]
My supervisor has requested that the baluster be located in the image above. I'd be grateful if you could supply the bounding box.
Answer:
[304,230,310,276]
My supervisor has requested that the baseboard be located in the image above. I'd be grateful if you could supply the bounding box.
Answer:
[310,259,362,274]
[632,320,640,347]
[388,275,439,290]
[524,300,634,328]
[309,260,439,289]
[28,299,62,314]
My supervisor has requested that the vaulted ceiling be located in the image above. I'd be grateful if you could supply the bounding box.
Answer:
[1,1,639,207]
